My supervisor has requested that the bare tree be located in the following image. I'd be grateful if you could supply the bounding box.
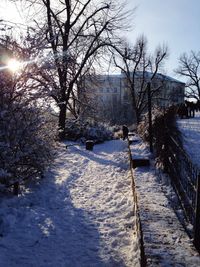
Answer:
[175,51,200,100]
[10,0,133,138]
[111,35,168,123]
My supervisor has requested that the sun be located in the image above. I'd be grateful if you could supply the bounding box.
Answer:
[7,58,22,72]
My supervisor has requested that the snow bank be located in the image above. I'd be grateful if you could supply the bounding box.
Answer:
[177,112,200,168]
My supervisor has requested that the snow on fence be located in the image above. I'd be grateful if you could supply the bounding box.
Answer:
[162,135,200,252]
[127,138,147,267]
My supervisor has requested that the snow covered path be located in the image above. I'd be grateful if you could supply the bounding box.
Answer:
[0,140,140,267]
[130,139,200,266]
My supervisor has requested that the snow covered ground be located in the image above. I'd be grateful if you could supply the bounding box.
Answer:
[177,112,200,168]
[1,119,200,267]
[130,137,200,266]
[0,140,140,267]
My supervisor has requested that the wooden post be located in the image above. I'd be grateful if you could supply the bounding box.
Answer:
[13,181,19,196]
[194,174,200,252]
[147,82,153,153]
[86,140,94,151]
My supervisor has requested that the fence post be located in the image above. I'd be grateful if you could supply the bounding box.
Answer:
[13,181,19,196]
[163,133,169,173]
[194,174,200,252]
[147,82,153,153]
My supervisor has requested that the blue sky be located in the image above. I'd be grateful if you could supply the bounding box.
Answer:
[1,0,199,79]
[127,0,200,77]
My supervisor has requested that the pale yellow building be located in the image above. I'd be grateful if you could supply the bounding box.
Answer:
[81,72,185,125]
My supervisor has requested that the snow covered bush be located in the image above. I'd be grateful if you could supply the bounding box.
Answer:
[137,107,163,142]
[0,77,57,189]
[65,119,114,143]
[137,106,182,164]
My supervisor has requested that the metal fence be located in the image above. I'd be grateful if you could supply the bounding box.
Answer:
[163,135,200,252]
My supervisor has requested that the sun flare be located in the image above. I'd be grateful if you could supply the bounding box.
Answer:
[7,58,22,72]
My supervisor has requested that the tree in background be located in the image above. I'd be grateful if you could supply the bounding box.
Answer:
[175,51,200,100]
[111,35,168,123]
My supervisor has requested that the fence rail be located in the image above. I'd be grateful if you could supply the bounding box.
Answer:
[127,139,147,267]
[162,135,200,252]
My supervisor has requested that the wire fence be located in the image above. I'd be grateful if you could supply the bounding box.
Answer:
[161,135,200,252]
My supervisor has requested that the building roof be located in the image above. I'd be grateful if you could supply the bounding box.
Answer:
[94,71,185,85]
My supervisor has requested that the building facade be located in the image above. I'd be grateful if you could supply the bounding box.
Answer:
[81,72,185,125]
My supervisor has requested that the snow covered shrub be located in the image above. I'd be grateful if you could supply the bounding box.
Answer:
[137,107,163,142]
[137,106,182,164]
[0,40,58,190]
[0,90,57,188]
[65,119,114,143]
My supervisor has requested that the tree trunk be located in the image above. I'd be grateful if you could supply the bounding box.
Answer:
[58,103,67,140]
[130,85,140,124]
